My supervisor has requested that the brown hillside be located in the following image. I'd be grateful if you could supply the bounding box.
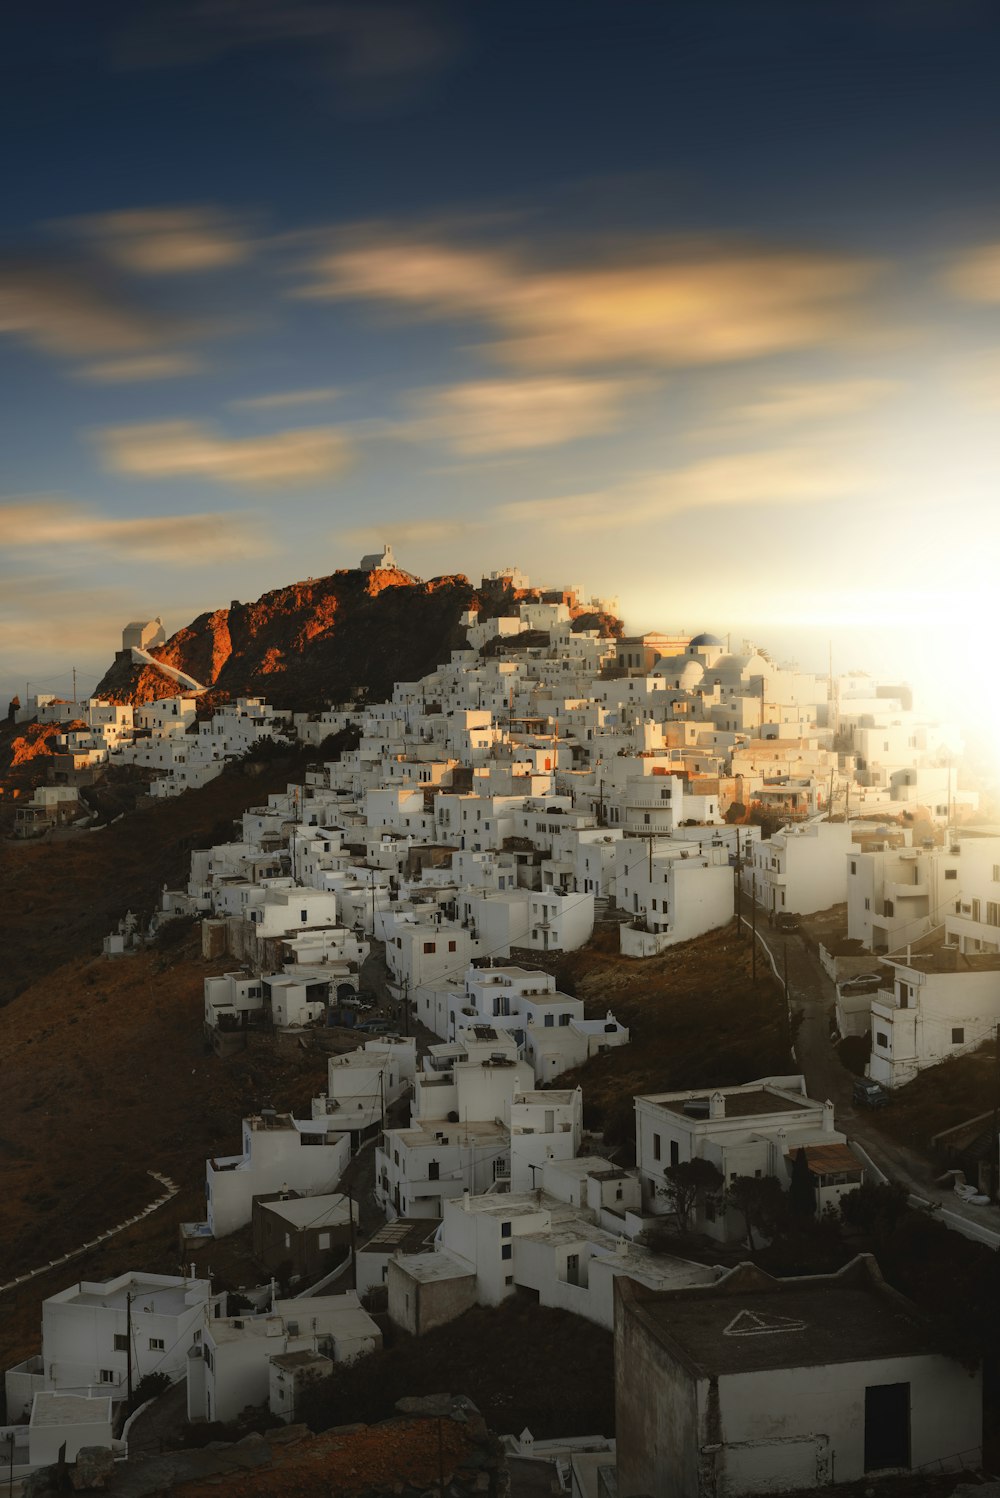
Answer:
[0,746,315,1008]
[94,568,478,712]
[0,934,327,1373]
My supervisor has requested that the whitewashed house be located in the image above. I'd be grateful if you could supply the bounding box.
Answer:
[5,1273,218,1415]
[206,1114,350,1238]
[616,1257,982,1498]
[188,1293,380,1424]
[868,945,1000,1089]
[635,1077,862,1239]
[744,820,852,918]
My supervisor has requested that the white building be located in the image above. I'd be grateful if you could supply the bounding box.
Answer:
[188,1293,381,1424]
[744,820,853,918]
[206,1114,350,1238]
[618,842,734,958]
[616,1256,982,1497]
[5,1272,218,1415]
[635,1077,862,1239]
[868,945,1000,1090]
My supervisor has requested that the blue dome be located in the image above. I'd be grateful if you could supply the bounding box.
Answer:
[690,632,723,648]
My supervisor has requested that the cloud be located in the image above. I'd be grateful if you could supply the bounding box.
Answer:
[943,245,1000,301]
[724,378,899,427]
[499,448,870,532]
[97,420,354,487]
[113,1,461,111]
[0,257,213,378]
[76,352,206,382]
[70,207,251,275]
[0,497,271,562]
[295,227,881,369]
[400,376,636,453]
[0,259,167,360]
[343,517,472,548]
[229,385,342,411]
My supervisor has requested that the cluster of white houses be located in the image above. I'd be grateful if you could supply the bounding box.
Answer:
[4,561,993,1489]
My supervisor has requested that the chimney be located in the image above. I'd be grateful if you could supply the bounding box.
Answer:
[823,1100,835,1134]
[709,1091,725,1120]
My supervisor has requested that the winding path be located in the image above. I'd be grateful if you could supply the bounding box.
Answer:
[0,1170,179,1297]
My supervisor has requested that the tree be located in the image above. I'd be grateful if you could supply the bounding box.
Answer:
[789,1148,817,1218]
[658,1158,724,1236]
[726,1174,787,1249]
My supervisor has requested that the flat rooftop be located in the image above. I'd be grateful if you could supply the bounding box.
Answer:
[31,1393,111,1427]
[394,1249,476,1284]
[392,1119,508,1148]
[633,1260,935,1376]
[259,1193,356,1229]
[62,1277,198,1316]
[361,1219,440,1256]
[643,1087,812,1120]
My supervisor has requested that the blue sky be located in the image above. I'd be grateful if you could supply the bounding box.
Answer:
[4,0,1000,741]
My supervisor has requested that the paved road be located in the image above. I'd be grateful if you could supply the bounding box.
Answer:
[744,907,1000,1244]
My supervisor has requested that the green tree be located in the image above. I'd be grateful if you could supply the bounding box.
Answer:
[789,1148,817,1218]
[658,1158,724,1235]
[726,1174,787,1249]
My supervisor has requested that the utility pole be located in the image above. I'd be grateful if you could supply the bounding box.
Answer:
[72,665,77,706]
[346,1185,357,1290]
[751,875,757,983]
[783,940,789,1007]
[126,1291,133,1407]
[735,827,742,937]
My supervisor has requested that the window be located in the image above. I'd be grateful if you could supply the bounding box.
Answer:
[301,909,308,923]
[100,1370,115,1384]
[945,869,957,880]
[544,1013,554,1027]
[864,897,870,910]
[505,1274,514,1286]
[993,865,1000,882]
[652,1133,661,1161]
[114,1334,128,1352]
[876,1031,889,1049]
[988,903,1000,927]
[501,1244,512,1261]
[952,1027,965,1044]
[318,1232,331,1251]
[670,1140,679,1166]
[428,1161,440,1181]
[558,1013,571,1026]
[423,941,436,954]
[972,899,981,923]
[501,1221,512,1237]
[883,900,894,917]
[448,940,457,952]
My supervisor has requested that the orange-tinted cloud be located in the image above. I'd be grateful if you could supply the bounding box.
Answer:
[400,376,635,453]
[0,497,271,561]
[71,206,252,275]
[943,245,1000,301]
[296,227,880,369]
[97,420,353,487]
[500,448,869,532]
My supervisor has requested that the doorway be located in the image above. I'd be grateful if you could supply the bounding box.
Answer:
[864,1383,910,1471]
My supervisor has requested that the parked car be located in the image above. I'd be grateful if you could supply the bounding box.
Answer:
[774,912,800,932]
[840,973,882,995]
[357,1019,391,1035]
[852,1077,890,1109]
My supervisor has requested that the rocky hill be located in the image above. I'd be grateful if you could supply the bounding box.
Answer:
[95,567,478,713]
[93,567,624,714]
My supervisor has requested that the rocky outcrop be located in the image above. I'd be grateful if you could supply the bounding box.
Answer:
[94,568,478,713]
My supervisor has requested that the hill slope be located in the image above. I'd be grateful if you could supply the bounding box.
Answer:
[95,567,477,712]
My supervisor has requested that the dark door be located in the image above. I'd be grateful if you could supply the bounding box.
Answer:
[864,1383,910,1470]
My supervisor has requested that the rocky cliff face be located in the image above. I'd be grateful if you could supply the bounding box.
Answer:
[95,567,478,712]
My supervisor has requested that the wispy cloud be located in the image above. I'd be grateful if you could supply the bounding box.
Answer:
[0,497,271,562]
[943,244,1000,301]
[76,352,206,383]
[343,517,472,548]
[69,206,252,275]
[229,385,342,411]
[113,1,462,113]
[97,420,354,487]
[500,448,870,532]
[400,376,637,453]
[295,226,881,369]
[723,378,899,427]
[0,259,167,360]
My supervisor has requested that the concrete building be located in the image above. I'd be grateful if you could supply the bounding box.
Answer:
[635,1078,861,1239]
[744,820,852,918]
[206,1114,350,1238]
[868,944,1000,1090]
[251,1191,357,1280]
[615,1256,982,1497]
[5,1272,217,1415]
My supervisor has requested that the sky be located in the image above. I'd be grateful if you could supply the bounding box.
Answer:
[3,0,1000,751]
